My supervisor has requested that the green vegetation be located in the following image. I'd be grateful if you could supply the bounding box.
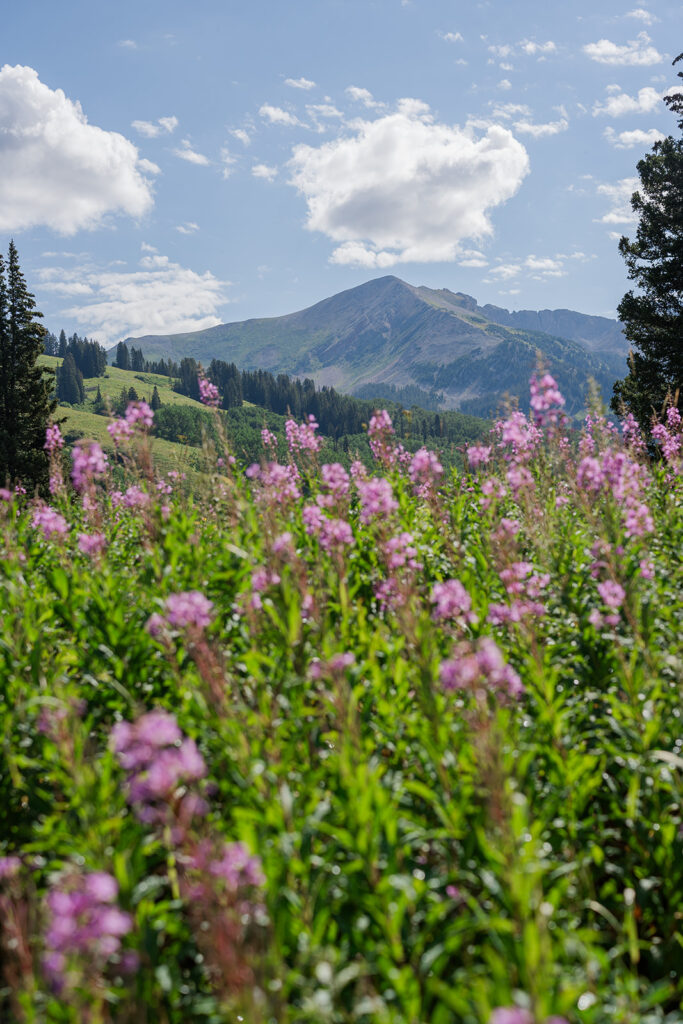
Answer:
[0,380,681,1022]
[612,53,683,429]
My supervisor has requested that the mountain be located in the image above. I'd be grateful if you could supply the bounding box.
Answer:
[120,276,629,417]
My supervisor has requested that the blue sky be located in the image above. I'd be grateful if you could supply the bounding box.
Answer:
[2,0,681,344]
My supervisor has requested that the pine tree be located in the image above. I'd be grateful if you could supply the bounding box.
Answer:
[150,385,162,411]
[0,241,57,491]
[58,329,68,358]
[93,384,105,414]
[56,352,84,404]
[611,53,683,427]
[115,342,130,370]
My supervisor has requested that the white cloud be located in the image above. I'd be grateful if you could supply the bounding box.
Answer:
[596,177,639,224]
[0,64,156,234]
[252,163,277,181]
[175,221,199,234]
[172,139,210,165]
[604,126,665,148]
[592,85,661,116]
[131,115,178,138]
[39,254,232,341]
[231,128,251,146]
[284,77,316,90]
[487,253,568,282]
[220,147,237,179]
[520,40,557,55]
[287,99,529,267]
[441,31,463,43]
[524,255,565,277]
[118,39,137,50]
[513,116,568,137]
[489,263,521,279]
[488,44,513,59]
[345,86,385,109]
[583,32,662,66]
[259,104,301,127]
[307,103,343,119]
[498,79,512,91]
[140,242,157,253]
[491,102,532,120]
[625,8,658,25]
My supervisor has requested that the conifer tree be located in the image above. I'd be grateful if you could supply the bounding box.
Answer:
[0,241,57,490]
[150,385,162,410]
[115,341,130,370]
[611,53,683,427]
[56,352,84,404]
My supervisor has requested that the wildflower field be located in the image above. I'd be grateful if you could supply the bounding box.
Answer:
[1,375,682,1024]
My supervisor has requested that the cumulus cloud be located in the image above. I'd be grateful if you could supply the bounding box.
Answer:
[252,163,277,181]
[625,8,658,24]
[498,79,512,91]
[592,85,661,116]
[486,252,573,283]
[0,64,156,234]
[520,40,556,56]
[284,77,316,90]
[596,177,639,224]
[345,86,385,109]
[220,147,237,179]
[604,126,666,148]
[231,128,251,146]
[287,98,529,267]
[440,31,463,43]
[259,104,301,127]
[173,139,210,165]
[131,115,178,138]
[583,32,662,66]
[38,253,232,341]
[175,222,199,234]
[118,39,137,50]
[513,116,568,137]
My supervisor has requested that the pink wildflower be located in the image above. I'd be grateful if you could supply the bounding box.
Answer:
[32,505,69,540]
[409,447,443,496]
[198,375,220,408]
[77,532,106,556]
[466,445,492,469]
[124,401,154,430]
[357,476,398,524]
[71,442,107,492]
[44,424,64,453]
[431,579,476,625]
[164,591,214,630]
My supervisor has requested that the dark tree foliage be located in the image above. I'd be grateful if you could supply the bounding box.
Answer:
[56,352,85,404]
[611,53,683,427]
[0,241,57,491]
[115,341,131,371]
[208,359,242,409]
[43,331,59,357]
[150,385,162,411]
[130,346,145,372]
[58,329,68,358]
[174,358,201,401]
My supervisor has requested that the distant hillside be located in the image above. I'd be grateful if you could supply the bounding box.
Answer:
[118,276,629,416]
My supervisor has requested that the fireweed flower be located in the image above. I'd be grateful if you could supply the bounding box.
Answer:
[198,374,220,408]
[0,856,21,879]
[302,503,325,535]
[164,591,214,631]
[32,505,68,540]
[409,447,443,496]
[440,638,523,698]
[71,442,107,493]
[495,411,541,461]
[247,461,301,506]
[431,579,476,625]
[529,372,566,428]
[357,476,398,524]
[42,870,132,991]
[107,418,133,444]
[319,462,351,507]
[320,517,354,552]
[577,456,604,492]
[597,580,625,610]
[111,710,207,825]
[368,409,398,465]
[44,424,64,453]
[285,415,322,454]
[122,485,150,509]
[124,400,154,429]
[77,532,106,556]
[384,532,421,571]
[466,444,492,470]
[489,1010,533,1024]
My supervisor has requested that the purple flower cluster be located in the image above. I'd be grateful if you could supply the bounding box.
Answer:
[285,415,322,454]
[440,638,523,698]
[165,591,214,630]
[319,462,351,507]
[111,710,207,825]
[189,839,265,892]
[466,444,492,470]
[198,374,220,407]
[368,409,400,466]
[125,400,154,429]
[495,411,541,462]
[246,461,301,506]
[43,871,132,989]
[122,485,150,509]
[384,532,421,572]
[44,424,64,453]
[71,442,108,493]
[490,1011,567,1024]
[431,579,476,625]
[409,447,443,496]
[357,476,398,524]
[529,372,566,427]
[32,505,69,540]
[77,532,107,556]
